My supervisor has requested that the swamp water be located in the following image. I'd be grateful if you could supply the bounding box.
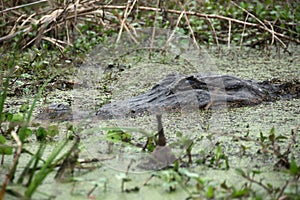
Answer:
[2,43,300,199]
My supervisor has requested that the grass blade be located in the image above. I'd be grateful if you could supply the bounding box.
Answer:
[24,139,68,198]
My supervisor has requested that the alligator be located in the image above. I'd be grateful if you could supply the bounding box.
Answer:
[95,74,299,119]
[37,74,299,121]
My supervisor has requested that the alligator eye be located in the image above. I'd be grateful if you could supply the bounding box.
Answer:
[57,104,66,110]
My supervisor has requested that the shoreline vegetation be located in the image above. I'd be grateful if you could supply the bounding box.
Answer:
[1,1,299,199]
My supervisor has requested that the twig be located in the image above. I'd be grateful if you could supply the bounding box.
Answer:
[126,159,134,175]
[126,20,138,37]
[149,0,160,59]
[267,21,275,46]
[277,180,290,199]
[9,14,26,35]
[286,124,300,152]
[206,16,219,47]
[42,37,66,51]
[65,21,70,45]
[178,1,200,50]
[87,184,98,197]
[143,174,155,186]
[1,3,299,48]
[0,0,48,14]
[116,0,134,43]
[239,13,249,47]
[115,14,138,44]
[127,0,138,19]
[228,20,231,49]
[241,172,273,194]
[164,11,184,50]
[230,1,286,50]
[74,0,79,25]
[0,127,22,200]
[98,5,300,44]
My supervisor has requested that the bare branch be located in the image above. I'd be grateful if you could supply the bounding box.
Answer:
[0,0,48,14]
[0,127,22,200]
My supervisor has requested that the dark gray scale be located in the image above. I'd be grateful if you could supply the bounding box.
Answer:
[96,74,299,120]
[37,74,299,121]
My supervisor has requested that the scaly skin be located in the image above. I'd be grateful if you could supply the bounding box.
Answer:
[37,74,299,121]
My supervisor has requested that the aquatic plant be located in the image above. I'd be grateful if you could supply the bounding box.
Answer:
[0,57,76,199]
[0,1,299,199]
